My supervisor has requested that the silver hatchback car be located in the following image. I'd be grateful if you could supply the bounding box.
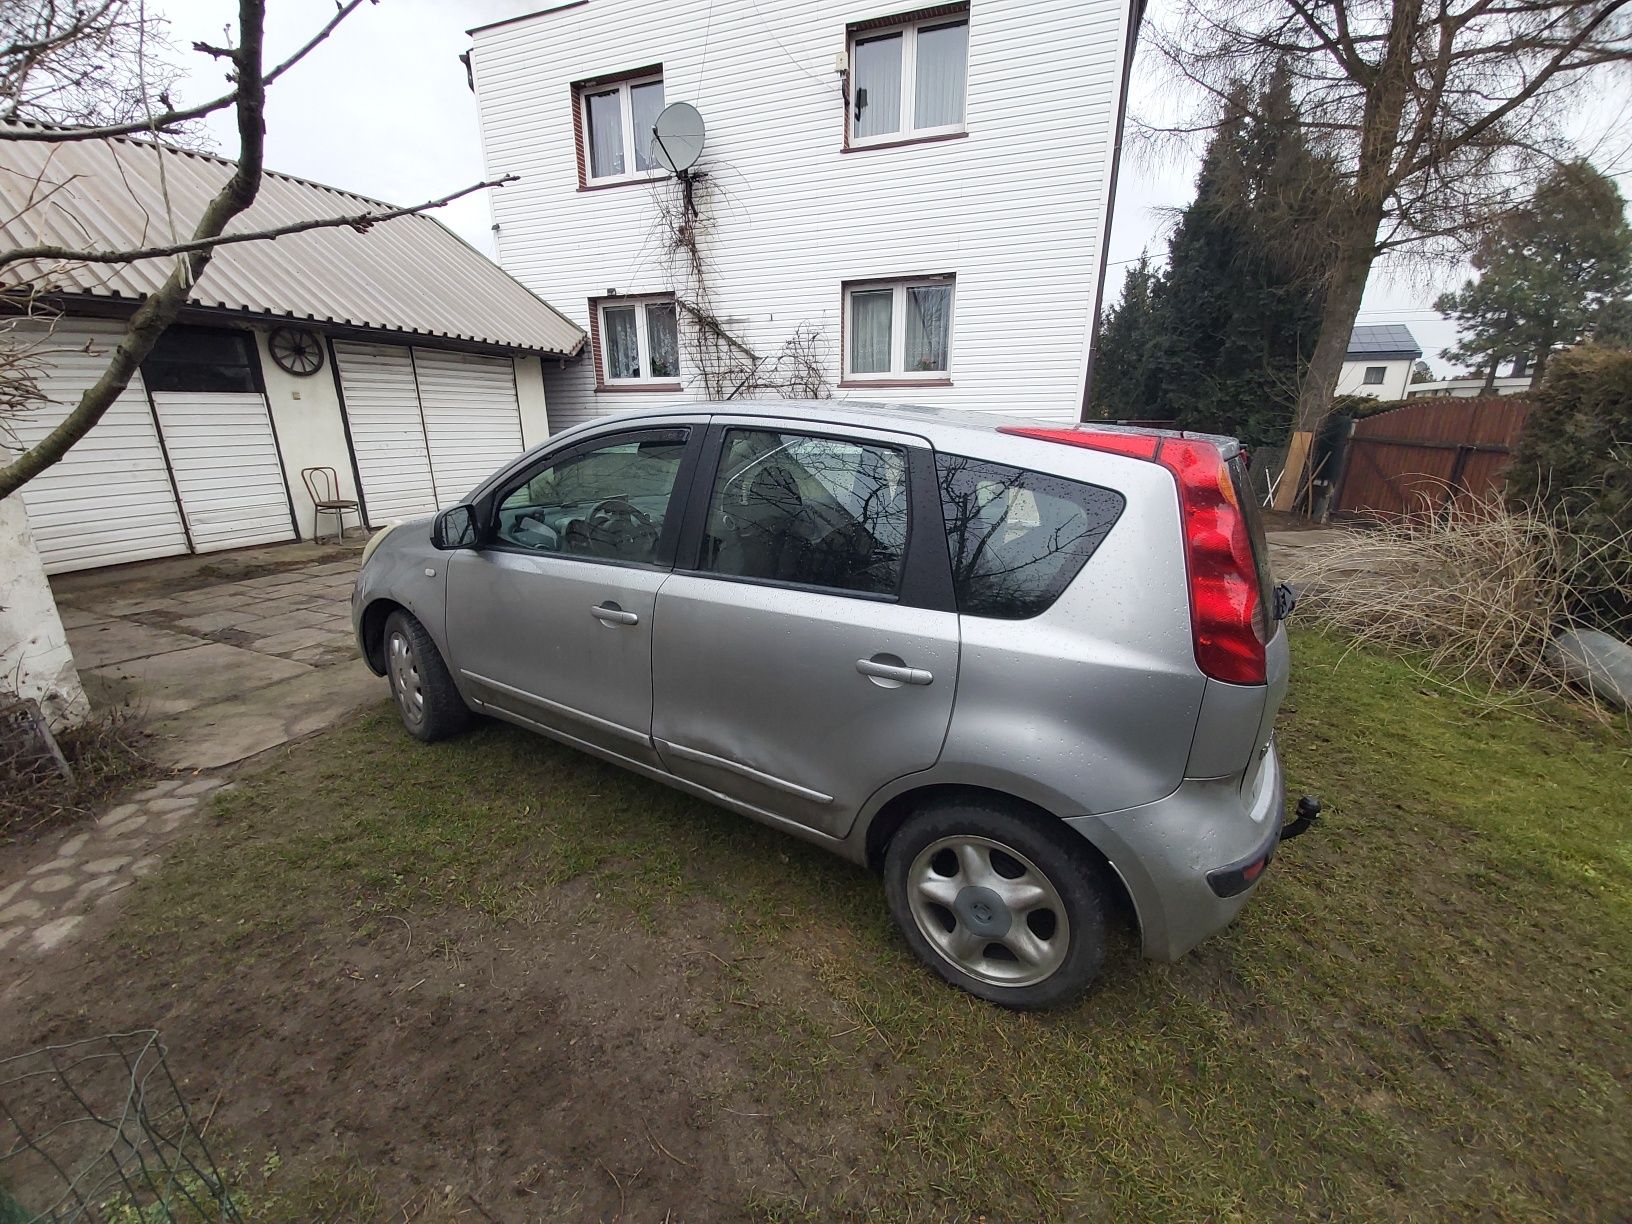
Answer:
[353,401,1299,1009]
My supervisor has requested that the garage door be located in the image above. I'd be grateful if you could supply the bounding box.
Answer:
[151,392,295,552]
[332,341,437,521]
[411,349,525,506]
[335,343,525,520]
[7,321,190,573]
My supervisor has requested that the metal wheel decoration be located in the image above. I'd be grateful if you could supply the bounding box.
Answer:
[388,629,425,727]
[906,835,1071,988]
[267,326,324,376]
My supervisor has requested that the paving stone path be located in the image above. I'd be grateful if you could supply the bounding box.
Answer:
[0,775,229,958]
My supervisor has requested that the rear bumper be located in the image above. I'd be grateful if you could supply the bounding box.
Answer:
[1064,743,1285,961]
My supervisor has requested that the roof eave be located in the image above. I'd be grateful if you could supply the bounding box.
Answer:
[8,289,586,360]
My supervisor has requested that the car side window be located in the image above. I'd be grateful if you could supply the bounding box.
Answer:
[699,428,909,597]
[494,428,689,565]
[935,453,1125,619]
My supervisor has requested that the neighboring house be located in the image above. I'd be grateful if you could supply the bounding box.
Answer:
[1,126,584,574]
[1406,358,1537,398]
[1406,377,1536,399]
[465,0,1144,433]
[1337,324,1422,401]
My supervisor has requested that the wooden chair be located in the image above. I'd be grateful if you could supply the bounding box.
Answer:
[301,466,360,544]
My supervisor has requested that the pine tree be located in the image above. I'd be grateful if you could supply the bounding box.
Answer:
[1436,161,1632,382]
[1159,67,1333,446]
[1088,66,1333,446]
[1088,255,1164,419]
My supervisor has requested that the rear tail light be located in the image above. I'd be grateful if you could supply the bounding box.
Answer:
[998,426,1268,685]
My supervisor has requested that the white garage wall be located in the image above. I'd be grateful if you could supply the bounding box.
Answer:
[514,354,552,446]
[5,319,191,573]
[150,392,297,552]
[411,349,527,506]
[254,327,362,538]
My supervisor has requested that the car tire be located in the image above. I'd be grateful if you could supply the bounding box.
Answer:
[383,610,472,743]
[883,799,1107,1010]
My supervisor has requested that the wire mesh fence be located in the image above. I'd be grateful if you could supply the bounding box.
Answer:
[0,1031,239,1222]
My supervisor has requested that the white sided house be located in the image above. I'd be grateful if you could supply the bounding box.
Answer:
[466,0,1143,432]
[1,126,583,576]
[1336,324,1423,401]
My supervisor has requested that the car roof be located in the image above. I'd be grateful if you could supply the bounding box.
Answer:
[566,399,1239,456]
[561,397,1055,455]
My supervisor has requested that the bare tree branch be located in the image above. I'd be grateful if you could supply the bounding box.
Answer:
[1141,0,1632,503]
[0,0,274,498]
[1,0,375,143]
[1,174,519,274]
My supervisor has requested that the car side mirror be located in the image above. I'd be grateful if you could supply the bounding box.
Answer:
[431,504,481,551]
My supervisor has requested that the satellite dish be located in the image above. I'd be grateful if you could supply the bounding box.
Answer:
[651,102,705,174]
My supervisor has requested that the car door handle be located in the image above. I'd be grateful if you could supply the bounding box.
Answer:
[856,658,933,686]
[591,603,640,627]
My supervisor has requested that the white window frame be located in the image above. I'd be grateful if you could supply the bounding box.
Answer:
[1362,365,1387,385]
[579,71,665,187]
[843,277,956,382]
[597,295,682,387]
[847,14,969,147]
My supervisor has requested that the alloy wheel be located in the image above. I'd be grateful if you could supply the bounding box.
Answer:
[905,835,1071,988]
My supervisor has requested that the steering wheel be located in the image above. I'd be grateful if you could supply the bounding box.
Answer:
[582,496,657,556]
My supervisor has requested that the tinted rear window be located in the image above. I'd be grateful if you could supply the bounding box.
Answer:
[935,453,1125,619]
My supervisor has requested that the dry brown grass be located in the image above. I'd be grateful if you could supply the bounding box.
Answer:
[1280,489,1632,714]
[0,706,157,844]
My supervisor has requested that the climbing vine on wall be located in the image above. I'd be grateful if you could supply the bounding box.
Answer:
[652,170,832,400]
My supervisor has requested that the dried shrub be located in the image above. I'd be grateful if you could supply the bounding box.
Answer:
[1,705,157,844]
[1280,490,1632,713]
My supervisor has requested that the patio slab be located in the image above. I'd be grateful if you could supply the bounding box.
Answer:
[171,608,258,635]
[146,659,387,770]
[65,620,203,670]
[55,606,114,630]
[85,643,311,718]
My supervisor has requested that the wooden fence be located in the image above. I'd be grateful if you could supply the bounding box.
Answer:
[1330,396,1532,518]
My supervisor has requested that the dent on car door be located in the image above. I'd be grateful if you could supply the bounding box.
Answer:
[651,424,959,839]
[444,425,700,768]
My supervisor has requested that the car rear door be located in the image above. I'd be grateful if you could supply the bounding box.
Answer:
[651,419,958,839]
[444,423,704,769]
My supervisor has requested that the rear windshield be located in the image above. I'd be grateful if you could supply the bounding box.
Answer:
[935,453,1125,619]
[1228,453,1275,637]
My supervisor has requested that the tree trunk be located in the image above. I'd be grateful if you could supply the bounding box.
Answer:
[1482,360,1498,392]
[1291,240,1375,436]
[1531,348,1549,385]
[1275,232,1378,515]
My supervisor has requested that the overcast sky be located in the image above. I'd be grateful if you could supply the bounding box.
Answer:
[152,0,1630,377]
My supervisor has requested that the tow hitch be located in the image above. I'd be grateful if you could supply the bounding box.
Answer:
[1280,795,1322,841]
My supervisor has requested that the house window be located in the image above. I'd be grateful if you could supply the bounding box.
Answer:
[1362,366,1387,385]
[595,297,681,387]
[844,277,954,382]
[848,8,969,146]
[577,69,664,186]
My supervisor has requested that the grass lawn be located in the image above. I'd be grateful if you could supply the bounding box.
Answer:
[5,629,1627,1220]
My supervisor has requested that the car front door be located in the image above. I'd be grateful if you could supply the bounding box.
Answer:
[445,424,701,769]
[651,421,958,839]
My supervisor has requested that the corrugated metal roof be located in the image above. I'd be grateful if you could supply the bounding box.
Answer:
[0,124,584,356]
[1347,323,1421,357]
